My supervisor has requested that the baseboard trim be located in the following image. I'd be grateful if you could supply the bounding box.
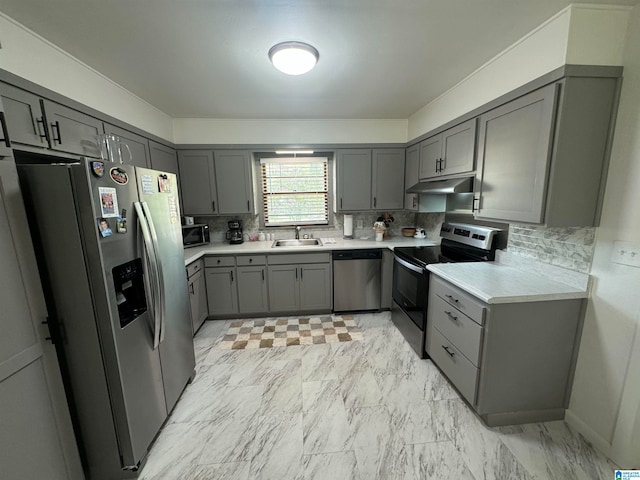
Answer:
[564,409,614,461]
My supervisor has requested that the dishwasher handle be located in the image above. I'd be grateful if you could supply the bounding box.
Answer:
[332,249,382,261]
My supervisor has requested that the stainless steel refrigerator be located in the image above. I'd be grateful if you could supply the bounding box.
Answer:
[18,159,195,480]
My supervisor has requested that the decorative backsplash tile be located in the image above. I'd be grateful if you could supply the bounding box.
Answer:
[507,224,596,273]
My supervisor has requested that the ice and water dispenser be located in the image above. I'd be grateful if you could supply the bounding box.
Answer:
[112,258,148,328]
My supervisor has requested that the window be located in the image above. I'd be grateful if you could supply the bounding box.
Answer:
[261,157,329,226]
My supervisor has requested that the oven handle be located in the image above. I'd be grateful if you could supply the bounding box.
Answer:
[394,255,425,274]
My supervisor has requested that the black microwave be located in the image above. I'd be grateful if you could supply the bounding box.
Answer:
[182,224,210,248]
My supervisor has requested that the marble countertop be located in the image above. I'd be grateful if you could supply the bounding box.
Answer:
[426,262,589,304]
[184,236,439,265]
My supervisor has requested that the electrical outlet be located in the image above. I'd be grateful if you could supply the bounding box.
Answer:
[356,219,364,229]
[612,241,640,268]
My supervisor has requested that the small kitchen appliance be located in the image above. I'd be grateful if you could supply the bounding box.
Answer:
[226,219,244,244]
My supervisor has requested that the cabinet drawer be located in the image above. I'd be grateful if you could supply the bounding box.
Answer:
[429,327,479,405]
[236,255,266,266]
[268,253,331,265]
[431,276,486,325]
[204,256,235,268]
[429,294,483,366]
[186,259,204,278]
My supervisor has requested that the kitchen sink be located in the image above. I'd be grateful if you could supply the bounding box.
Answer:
[272,239,323,247]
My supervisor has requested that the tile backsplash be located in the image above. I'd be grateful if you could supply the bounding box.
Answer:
[507,224,595,273]
[194,211,445,243]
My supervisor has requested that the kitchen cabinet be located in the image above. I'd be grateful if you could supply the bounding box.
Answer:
[186,259,208,334]
[267,253,332,313]
[419,119,475,180]
[404,144,419,210]
[336,148,405,212]
[103,124,150,168]
[178,150,218,215]
[426,275,582,426]
[177,149,254,216]
[149,141,179,174]
[0,82,103,158]
[204,256,238,317]
[213,150,254,215]
[474,77,619,226]
[236,255,268,314]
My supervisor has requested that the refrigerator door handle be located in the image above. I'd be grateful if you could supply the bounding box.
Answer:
[141,201,166,345]
[135,201,162,350]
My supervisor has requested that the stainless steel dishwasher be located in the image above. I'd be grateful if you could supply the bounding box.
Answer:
[332,249,382,312]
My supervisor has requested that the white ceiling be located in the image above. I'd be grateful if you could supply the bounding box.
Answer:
[0,0,637,120]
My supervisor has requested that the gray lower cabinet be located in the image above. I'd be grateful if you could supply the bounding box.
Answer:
[419,119,476,180]
[475,76,619,226]
[426,275,582,426]
[267,253,332,314]
[336,148,405,212]
[103,124,150,168]
[149,141,179,174]
[204,256,238,317]
[236,255,268,314]
[178,150,218,215]
[186,260,208,334]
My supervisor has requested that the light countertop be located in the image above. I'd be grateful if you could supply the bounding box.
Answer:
[184,236,439,265]
[426,262,589,304]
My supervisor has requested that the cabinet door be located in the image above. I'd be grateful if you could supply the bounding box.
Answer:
[188,270,207,334]
[205,267,238,316]
[419,135,442,180]
[372,149,405,210]
[41,100,102,158]
[103,124,150,168]
[0,83,47,149]
[441,118,476,176]
[337,149,371,211]
[149,141,179,174]
[475,84,557,223]
[267,265,299,312]
[237,266,268,314]
[178,150,217,215]
[299,263,332,311]
[214,150,253,215]
[404,144,419,210]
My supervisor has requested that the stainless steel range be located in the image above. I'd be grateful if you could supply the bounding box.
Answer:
[391,222,504,358]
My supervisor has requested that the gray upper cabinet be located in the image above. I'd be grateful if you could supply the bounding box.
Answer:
[214,150,254,215]
[103,124,150,168]
[336,148,404,212]
[149,141,179,174]
[178,150,218,215]
[0,83,47,150]
[336,149,372,211]
[475,76,618,226]
[0,83,102,158]
[41,100,102,158]
[419,119,476,180]
[372,149,405,210]
[404,144,419,211]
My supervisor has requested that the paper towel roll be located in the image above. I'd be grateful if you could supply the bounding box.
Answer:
[343,214,353,239]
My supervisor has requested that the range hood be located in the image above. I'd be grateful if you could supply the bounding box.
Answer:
[406,176,474,194]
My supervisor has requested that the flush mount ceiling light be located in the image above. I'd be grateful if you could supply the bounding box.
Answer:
[269,41,319,75]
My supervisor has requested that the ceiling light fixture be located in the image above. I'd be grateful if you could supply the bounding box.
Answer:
[275,150,314,155]
[269,41,319,75]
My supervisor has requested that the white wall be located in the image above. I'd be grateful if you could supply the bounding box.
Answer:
[172,118,408,145]
[0,13,174,142]
[407,4,631,142]
[566,4,640,467]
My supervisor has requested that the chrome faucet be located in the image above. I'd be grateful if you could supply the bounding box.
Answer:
[295,226,301,240]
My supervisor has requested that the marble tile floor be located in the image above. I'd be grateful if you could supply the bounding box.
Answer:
[138,312,617,480]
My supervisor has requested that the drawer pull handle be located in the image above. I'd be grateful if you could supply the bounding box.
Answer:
[444,310,458,321]
[445,294,459,303]
[442,345,455,357]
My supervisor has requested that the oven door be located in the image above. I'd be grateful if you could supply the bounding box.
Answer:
[392,255,428,330]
